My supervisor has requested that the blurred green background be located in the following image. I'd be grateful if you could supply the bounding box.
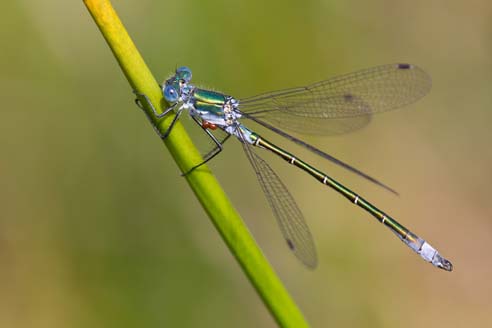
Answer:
[1,0,491,327]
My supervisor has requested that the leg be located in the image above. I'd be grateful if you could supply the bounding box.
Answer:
[133,90,180,139]
[181,116,228,176]
[133,90,174,118]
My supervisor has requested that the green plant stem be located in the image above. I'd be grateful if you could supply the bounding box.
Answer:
[83,1,310,327]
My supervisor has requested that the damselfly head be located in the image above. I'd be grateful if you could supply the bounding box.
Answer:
[162,66,193,103]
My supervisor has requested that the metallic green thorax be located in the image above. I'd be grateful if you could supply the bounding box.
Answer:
[193,88,227,104]
[249,132,419,249]
[192,88,228,117]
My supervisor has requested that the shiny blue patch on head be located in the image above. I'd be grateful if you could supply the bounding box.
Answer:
[176,66,192,82]
[164,85,179,103]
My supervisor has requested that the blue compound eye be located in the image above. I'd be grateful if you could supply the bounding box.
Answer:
[164,85,179,102]
[176,66,192,82]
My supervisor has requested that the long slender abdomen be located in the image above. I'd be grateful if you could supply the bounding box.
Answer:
[251,133,453,271]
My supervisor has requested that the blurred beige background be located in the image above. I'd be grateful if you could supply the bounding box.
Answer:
[1,0,491,327]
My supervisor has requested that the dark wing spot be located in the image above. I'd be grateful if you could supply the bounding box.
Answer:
[397,63,412,70]
[343,93,354,102]
[286,239,295,250]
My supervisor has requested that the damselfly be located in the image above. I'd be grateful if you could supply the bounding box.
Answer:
[135,64,452,271]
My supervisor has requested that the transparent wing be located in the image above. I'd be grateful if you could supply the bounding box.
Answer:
[239,128,317,268]
[239,63,431,135]
[247,96,371,135]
